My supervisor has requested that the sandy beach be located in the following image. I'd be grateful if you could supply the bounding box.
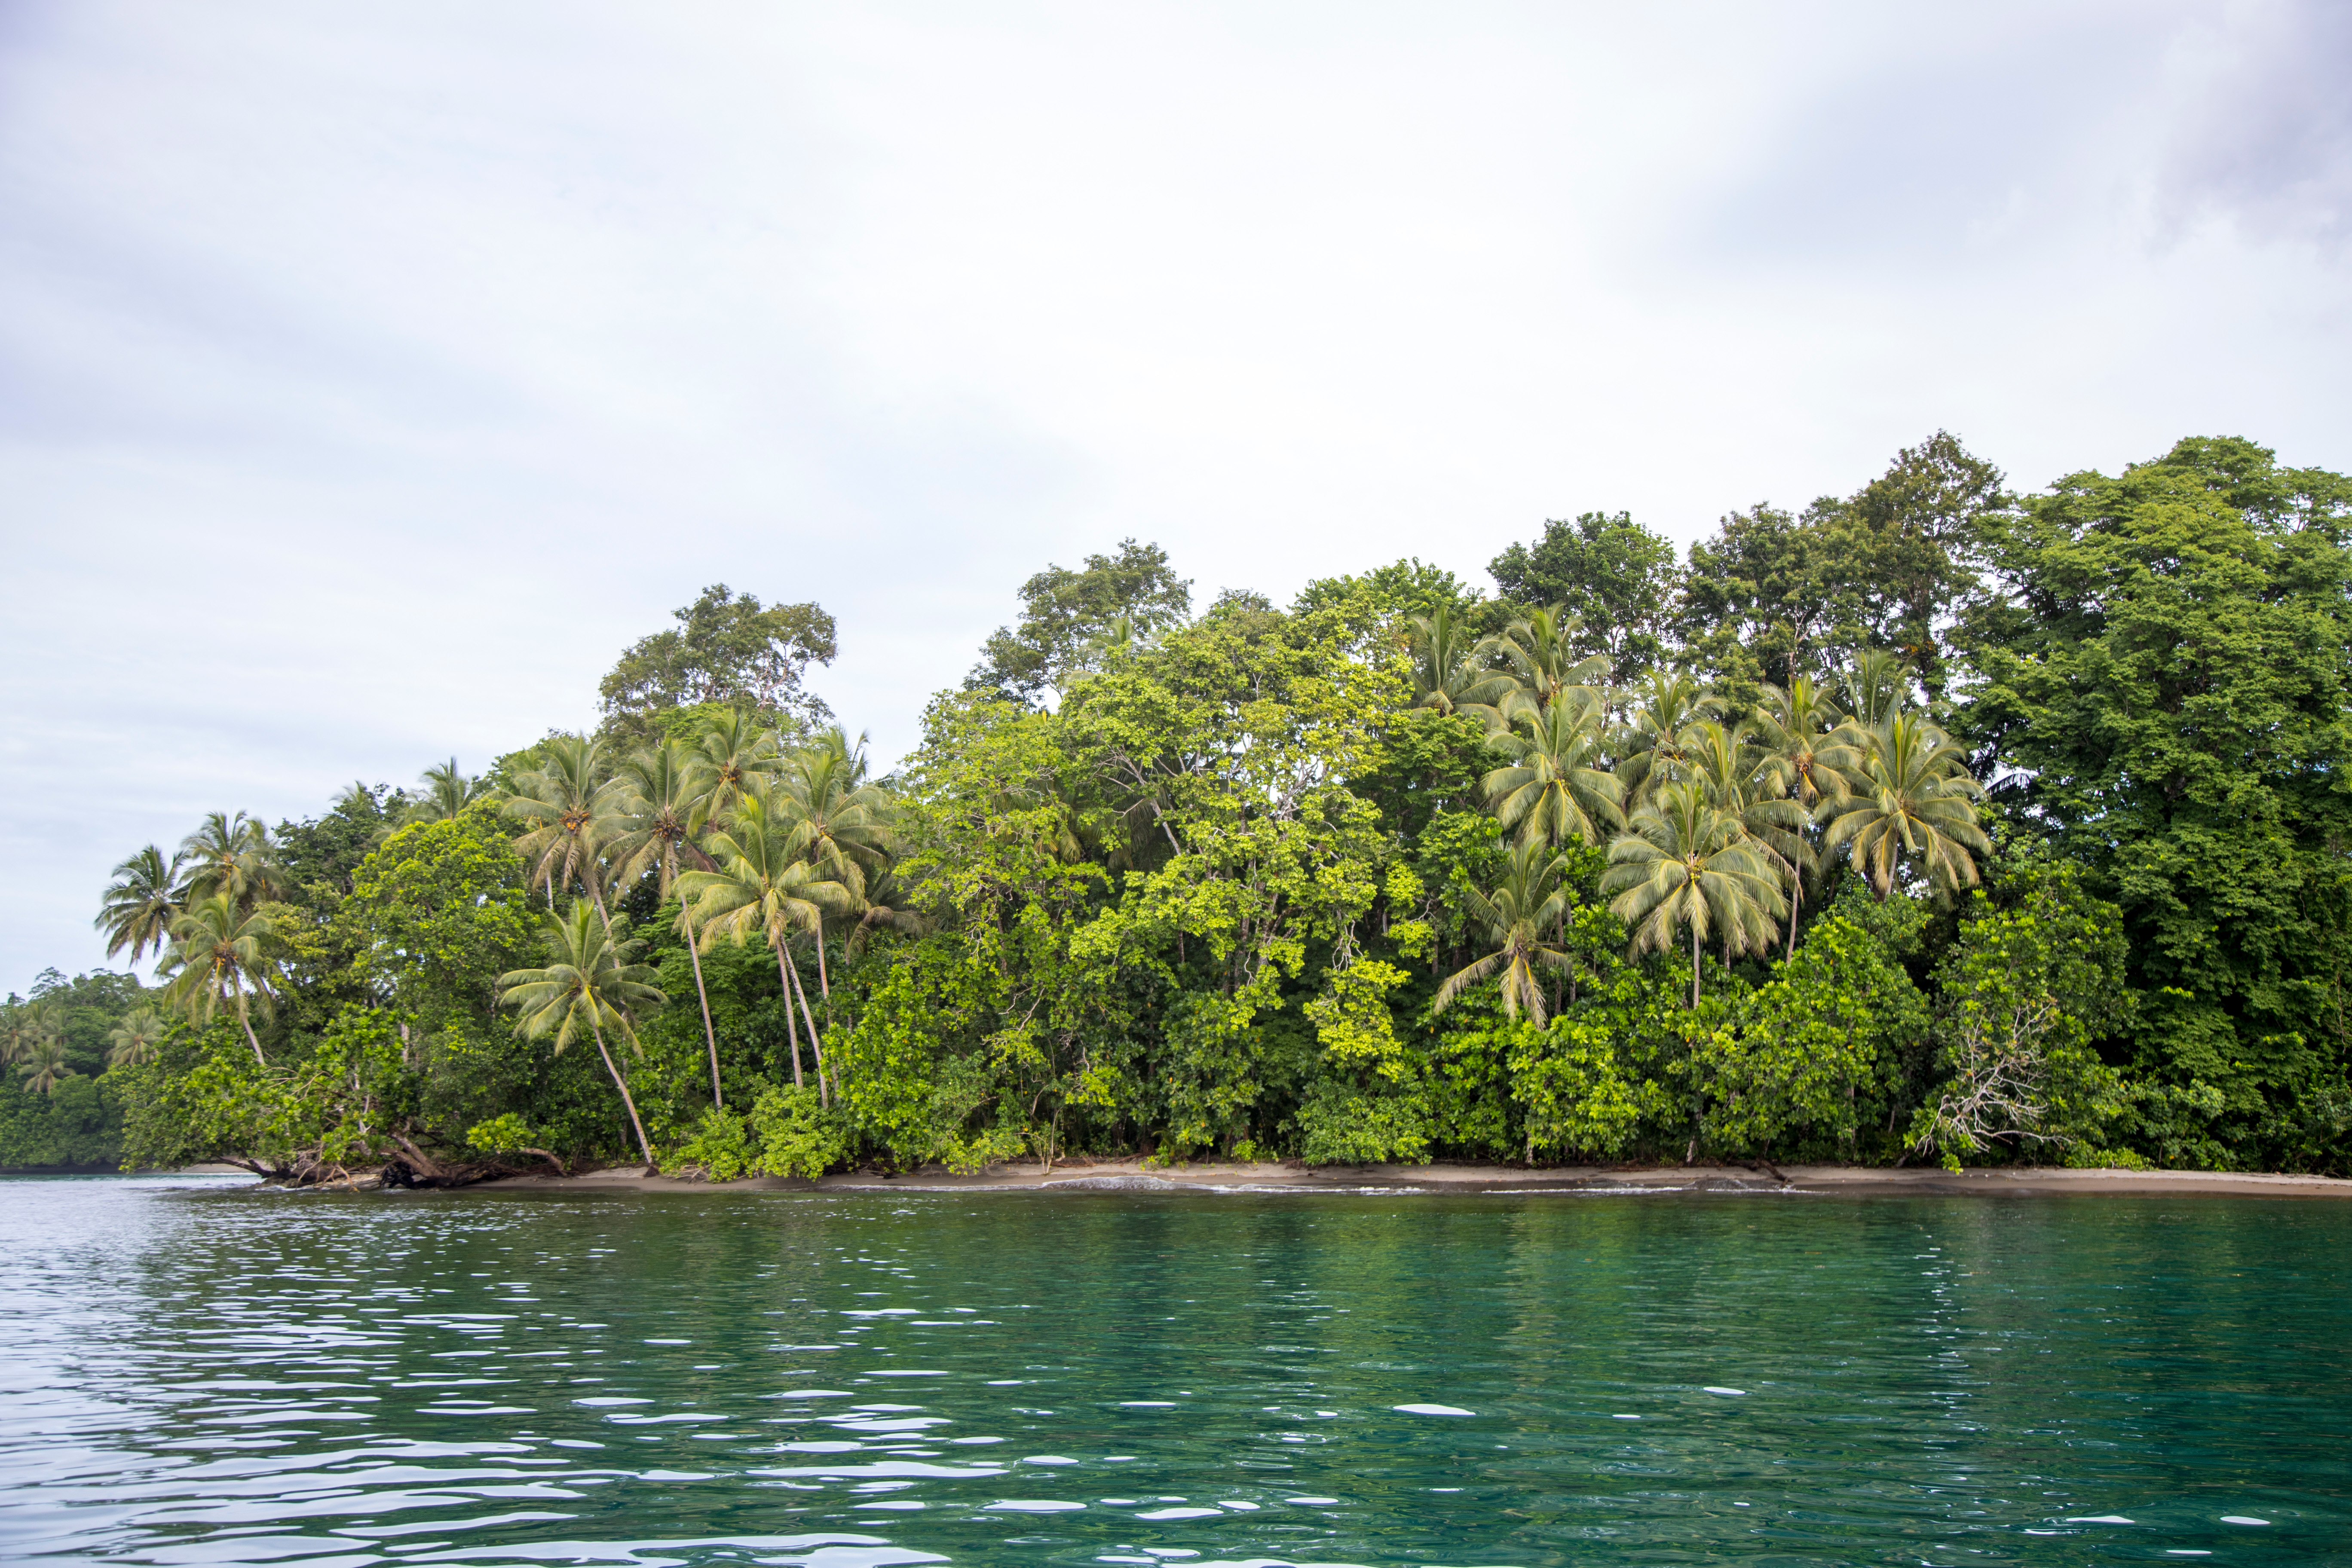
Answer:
[442,1157,2352,1200]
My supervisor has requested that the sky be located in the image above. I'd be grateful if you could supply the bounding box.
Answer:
[3,0,2346,991]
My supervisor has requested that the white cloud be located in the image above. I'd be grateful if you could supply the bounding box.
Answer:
[2,0,2345,986]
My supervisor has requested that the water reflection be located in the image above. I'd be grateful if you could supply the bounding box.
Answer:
[0,1175,2343,1565]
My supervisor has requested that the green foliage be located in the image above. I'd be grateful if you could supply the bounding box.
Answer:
[1956,437,2352,1167]
[746,1085,851,1179]
[1697,891,1930,1158]
[1906,872,2132,1167]
[600,583,836,739]
[58,436,2352,1179]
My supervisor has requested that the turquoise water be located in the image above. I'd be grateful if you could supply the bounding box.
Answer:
[0,1176,2345,1566]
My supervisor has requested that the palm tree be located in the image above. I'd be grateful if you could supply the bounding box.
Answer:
[0,1000,60,1066]
[1684,720,1817,962]
[1488,604,1609,719]
[679,791,850,1105]
[156,894,279,1064]
[605,741,727,1106]
[505,735,620,922]
[1434,842,1576,1025]
[1614,670,1710,805]
[18,1037,75,1096]
[95,845,184,964]
[497,904,665,1171]
[1839,648,1915,730]
[1756,673,1859,815]
[693,709,779,830]
[777,728,895,1006]
[1821,712,1991,897]
[1481,691,1626,849]
[1406,603,1511,727]
[178,811,289,910]
[409,758,491,823]
[1754,674,1861,956]
[108,1007,174,1068]
[1600,783,1785,1007]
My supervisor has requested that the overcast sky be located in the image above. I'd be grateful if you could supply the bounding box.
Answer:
[4,0,2346,990]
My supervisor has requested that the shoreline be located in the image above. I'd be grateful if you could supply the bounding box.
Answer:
[281,1157,2352,1199]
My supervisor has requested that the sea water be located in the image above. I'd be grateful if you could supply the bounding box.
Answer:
[0,1174,2344,1565]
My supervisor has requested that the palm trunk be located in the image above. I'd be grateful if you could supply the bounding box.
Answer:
[785,947,830,1109]
[235,984,266,1066]
[686,929,722,1109]
[589,1016,657,1170]
[774,940,805,1090]
[1691,922,1701,1008]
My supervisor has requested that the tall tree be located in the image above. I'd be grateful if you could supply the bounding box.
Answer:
[1822,712,1990,897]
[1406,602,1512,725]
[95,845,183,964]
[604,741,727,1106]
[600,584,837,741]
[970,538,1193,702]
[1481,693,1625,850]
[1955,436,2352,1135]
[1488,511,1682,682]
[1488,604,1611,718]
[1434,842,1577,1024]
[18,1037,75,1096]
[1831,432,2009,699]
[505,735,620,922]
[1602,782,1785,1006]
[1614,669,1710,805]
[679,792,851,1103]
[497,904,666,1170]
[157,894,279,1064]
[177,812,289,910]
[1681,498,1851,687]
[693,709,779,828]
[409,758,491,823]
[107,1007,174,1068]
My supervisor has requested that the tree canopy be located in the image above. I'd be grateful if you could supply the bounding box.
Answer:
[23,432,2350,1182]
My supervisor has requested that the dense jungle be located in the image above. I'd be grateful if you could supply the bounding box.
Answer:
[7,432,2348,1180]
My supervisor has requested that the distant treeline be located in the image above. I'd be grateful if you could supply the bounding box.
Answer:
[9,432,2347,1179]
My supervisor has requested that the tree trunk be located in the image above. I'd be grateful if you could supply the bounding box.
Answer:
[774,940,805,1090]
[236,988,267,1066]
[1691,922,1701,1008]
[786,947,830,1109]
[686,928,722,1109]
[589,1017,657,1170]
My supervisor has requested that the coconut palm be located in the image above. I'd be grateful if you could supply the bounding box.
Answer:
[679,791,852,1104]
[1821,712,1991,897]
[1684,720,1816,961]
[1481,691,1625,850]
[1756,673,1861,815]
[693,709,779,830]
[409,758,491,823]
[1614,670,1710,805]
[178,812,289,910]
[1488,604,1610,719]
[95,845,184,964]
[496,904,665,1171]
[18,1037,75,1096]
[0,1000,60,1066]
[108,1007,174,1068]
[605,741,727,1106]
[1839,648,1915,730]
[505,735,620,922]
[776,728,895,1005]
[1406,603,1511,727]
[1434,842,1577,1025]
[156,894,279,1064]
[1600,782,1786,1007]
